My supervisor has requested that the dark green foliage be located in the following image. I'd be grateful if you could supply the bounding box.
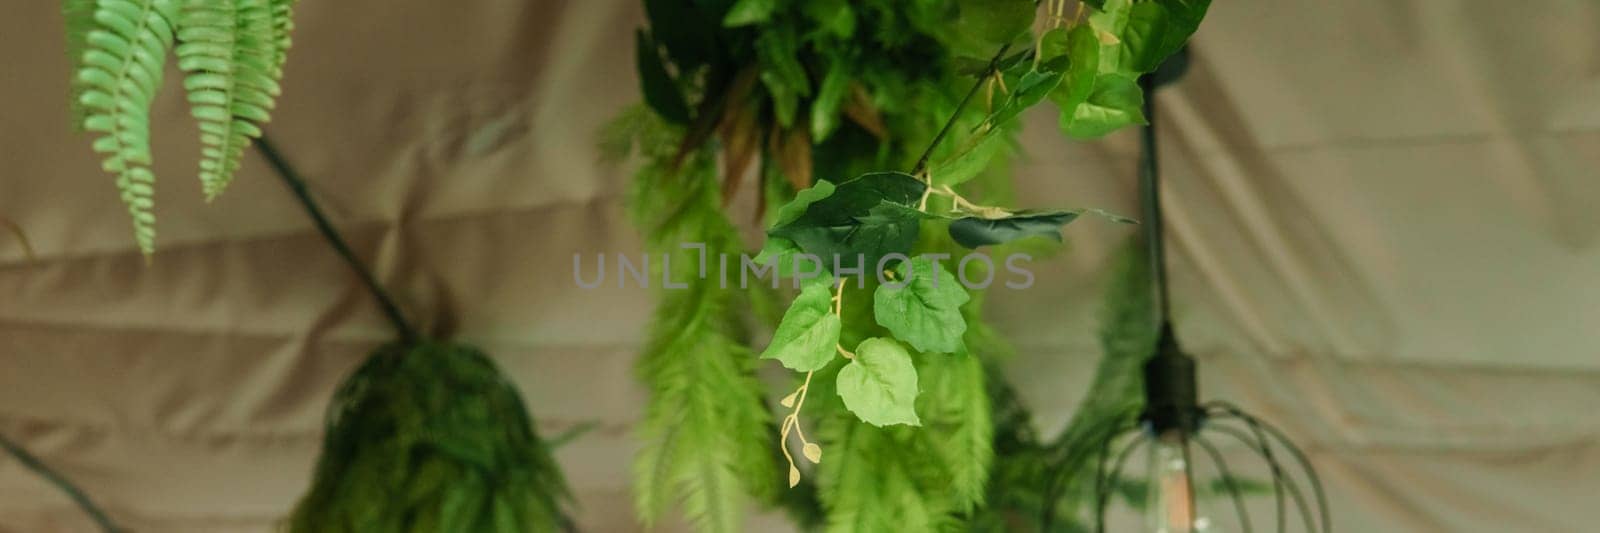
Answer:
[948,209,1081,248]
[769,172,929,274]
[635,30,691,124]
[641,0,722,70]
[944,0,1036,59]
[621,0,1212,530]
[1120,0,1211,74]
[1052,0,1210,138]
[948,208,1134,249]
[287,342,570,533]
[756,23,811,126]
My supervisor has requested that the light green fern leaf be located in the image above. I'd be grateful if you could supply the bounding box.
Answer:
[175,0,282,200]
[922,352,993,513]
[817,412,951,533]
[627,138,781,532]
[62,0,101,126]
[267,0,296,76]
[72,0,179,255]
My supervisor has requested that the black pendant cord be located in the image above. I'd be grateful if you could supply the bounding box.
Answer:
[0,434,122,532]
[1137,70,1202,432]
[1138,74,1172,328]
[255,135,419,345]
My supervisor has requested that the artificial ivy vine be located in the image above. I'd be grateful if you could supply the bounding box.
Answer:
[63,0,298,255]
[619,0,1209,531]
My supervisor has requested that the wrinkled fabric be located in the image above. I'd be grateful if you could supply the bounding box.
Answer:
[1,1,1597,531]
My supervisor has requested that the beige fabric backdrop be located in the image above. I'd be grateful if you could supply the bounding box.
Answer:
[3,1,1599,531]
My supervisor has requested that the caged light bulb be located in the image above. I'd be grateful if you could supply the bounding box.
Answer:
[1145,434,1214,533]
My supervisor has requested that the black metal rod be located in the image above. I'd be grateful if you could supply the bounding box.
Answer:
[0,433,121,532]
[1206,406,1287,532]
[1138,74,1173,326]
[254,136,419,344]
[1213,402,1332,533]
[1194,433,1254,533]
[1043,418,1135,529]
[1096,434,1146,533]
[1209,415,1318,533]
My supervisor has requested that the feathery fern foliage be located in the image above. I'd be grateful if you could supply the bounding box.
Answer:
[616,111,782,532]
[175,0,283,199]
[66,0,178,254]
[813,347,992,532]
[63,0,298,255]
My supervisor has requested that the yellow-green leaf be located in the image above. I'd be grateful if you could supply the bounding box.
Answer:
[836,338,921,427]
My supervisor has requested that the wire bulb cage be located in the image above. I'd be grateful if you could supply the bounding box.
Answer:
[1088,325,1332,533]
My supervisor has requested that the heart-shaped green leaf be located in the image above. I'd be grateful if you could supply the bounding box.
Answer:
[874,257,970,353]
[775,180,837,226]
[1122,0,1211,73]
[761,275,842,371]
[836,337,921,426]
[1061,73,1145,139]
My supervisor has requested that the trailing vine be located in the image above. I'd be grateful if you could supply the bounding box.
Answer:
[62,0,299,255]
[619,0,1210,530]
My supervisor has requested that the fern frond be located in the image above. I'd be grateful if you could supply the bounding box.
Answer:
[629,144,781,532]
[175,0,282,200]
[62,0,100,126]
[816,409,950,533]
[267,0,295,76]
[924,351,993,513]
[72,0,178,255]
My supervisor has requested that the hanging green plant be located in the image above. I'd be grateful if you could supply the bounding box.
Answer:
[287,342,570,533]
[253,143,574,533]
[615,0,1210,530]
[62,0,299,255]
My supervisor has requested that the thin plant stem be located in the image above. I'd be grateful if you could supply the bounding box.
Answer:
[254,135,419,344]
[910,44,1013,176]
[0,433,121,532]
